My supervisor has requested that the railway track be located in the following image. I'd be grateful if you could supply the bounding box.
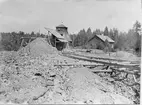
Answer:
[61,51,140,85]
[62,52,140,71]
[70,52,139,64]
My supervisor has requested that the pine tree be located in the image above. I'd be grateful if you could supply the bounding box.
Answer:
[86,27,92,38]
[133,21,141,55]
[93,29,101,35]
[104,26,109,36]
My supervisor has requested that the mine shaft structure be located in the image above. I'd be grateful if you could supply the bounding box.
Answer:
[50,24,68,51]
[45,24,72,51]
[55,24,72,50]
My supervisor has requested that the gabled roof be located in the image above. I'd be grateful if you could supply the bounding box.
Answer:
[45,27,64,39]
[96,35,114,43]
[56,24,67,28]
[44,27,68,42]
[58,38,68,42]
[88,34,114,43]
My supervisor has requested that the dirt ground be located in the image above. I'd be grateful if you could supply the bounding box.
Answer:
[0,38,139,104]
[72,49,140,62]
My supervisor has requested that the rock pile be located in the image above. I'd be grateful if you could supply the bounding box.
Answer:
[18,38,58,57]
[0,52,63,104]
[0,51,134,104]
[65,67,133,104]
[0,38,135,104]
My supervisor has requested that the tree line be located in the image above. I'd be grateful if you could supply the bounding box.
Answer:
[0,31,45,51]
[70,21,141,56]
[0,21,141,56]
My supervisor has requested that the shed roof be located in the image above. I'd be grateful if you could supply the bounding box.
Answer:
[44,27,69,42]
[56,24,67,28]
[88,34,115,43]
[96,35,114,43]
[58,38,68,42]
[44,27,64,39]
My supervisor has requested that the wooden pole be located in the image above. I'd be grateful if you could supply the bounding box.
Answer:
[48,31,51,45]
[28,38,31,43]
[72,35,74,48]
[20,39,24,49]
[55,38,56,48]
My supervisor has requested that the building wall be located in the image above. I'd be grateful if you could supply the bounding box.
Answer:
[86,36,106,49]
[56,27,68,35]
[49,35,67,51]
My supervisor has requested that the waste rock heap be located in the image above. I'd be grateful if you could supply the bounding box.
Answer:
[0,38,134,104]
[18,38,58,57]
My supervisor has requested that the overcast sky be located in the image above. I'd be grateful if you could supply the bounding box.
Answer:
[0,0,142,34]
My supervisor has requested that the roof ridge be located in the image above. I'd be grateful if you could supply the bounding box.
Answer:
[56,24,67,28]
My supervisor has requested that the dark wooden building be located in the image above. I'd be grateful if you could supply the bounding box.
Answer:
[86,34,114,50]
[45,24,72,51]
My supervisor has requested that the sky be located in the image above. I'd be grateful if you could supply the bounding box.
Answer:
[0,0,142,34]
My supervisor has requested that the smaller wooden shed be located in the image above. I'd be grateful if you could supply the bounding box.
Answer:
[86,34,115,50]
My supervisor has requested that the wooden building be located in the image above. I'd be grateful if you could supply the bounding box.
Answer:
[86,34,115,50]
[45,24,72,51]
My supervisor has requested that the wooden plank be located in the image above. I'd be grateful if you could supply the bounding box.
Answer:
[28,39,32,43]
[90,69,112,73]
[54,64,104,66]
[110,67,140,75]
[133,75,137,82]
[20,39,24,48]
[20,37,37,39]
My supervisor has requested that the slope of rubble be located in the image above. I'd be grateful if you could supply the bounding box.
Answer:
[0,38,136,104]
[18,38,58,57]
[65,67,133,104]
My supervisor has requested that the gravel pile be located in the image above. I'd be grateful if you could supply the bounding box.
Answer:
[18,38,58,57]
[65,67,133,104]
[0,38,135,104]
[0,51,134,104]
[0,52,66,104]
